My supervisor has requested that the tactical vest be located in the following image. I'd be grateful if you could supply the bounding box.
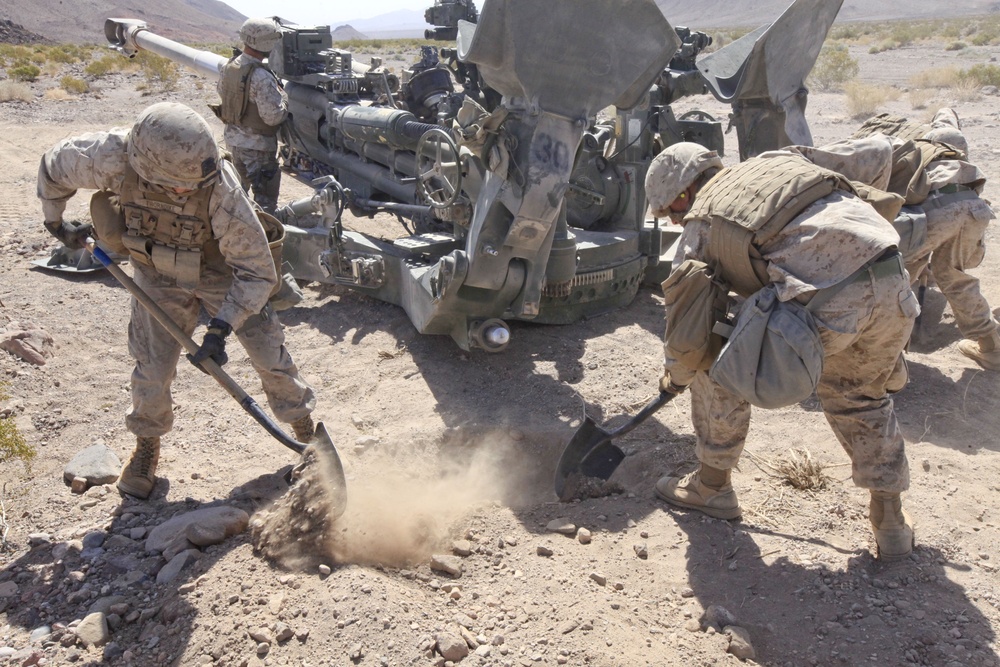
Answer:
[218,57,281,136]
[886,138,963,206]
[686,155,856,297]
[119,162,225,289]
[851,113,930,143]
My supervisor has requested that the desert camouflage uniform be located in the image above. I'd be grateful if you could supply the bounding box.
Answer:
[667,187,916,493]
[37,129,314,437]
[906,148,997,340]
[218,52,287,214]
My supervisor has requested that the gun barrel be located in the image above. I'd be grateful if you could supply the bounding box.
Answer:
[105,18,226,80]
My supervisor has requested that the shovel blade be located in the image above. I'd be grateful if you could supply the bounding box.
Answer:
[305,421,347,518]
[554,416,622,500]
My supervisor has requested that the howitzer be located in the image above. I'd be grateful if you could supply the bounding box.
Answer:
[104,0,842,352]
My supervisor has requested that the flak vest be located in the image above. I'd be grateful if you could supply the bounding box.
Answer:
[684,155,857,297]
[118,163,225,289]
[218,57,281,136]
[886,138,965,206]
[851,113,930,143]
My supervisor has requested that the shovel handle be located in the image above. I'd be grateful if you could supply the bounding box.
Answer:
[606,388,677,439]
[87,242,306,455]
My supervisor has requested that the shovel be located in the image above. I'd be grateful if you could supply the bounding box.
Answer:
[554,385,682,501]
[85,241,347,516]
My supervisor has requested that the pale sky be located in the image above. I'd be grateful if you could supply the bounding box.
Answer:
[220,0,435,27]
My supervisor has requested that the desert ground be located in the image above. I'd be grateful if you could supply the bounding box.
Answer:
[2,23,1000,667]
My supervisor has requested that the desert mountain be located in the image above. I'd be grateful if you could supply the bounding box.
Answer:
[0,0,245,44]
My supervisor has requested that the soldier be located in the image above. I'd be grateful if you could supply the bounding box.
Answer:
[215,17,287,214]
[646,142,918,561]
[37,102,317,499]
[862,110,998,370]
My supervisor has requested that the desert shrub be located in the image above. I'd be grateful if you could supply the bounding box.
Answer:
[909,65,963,89]
[84,54,123,77]
[47,45,83,64]
[971,31,997,46]
[810,43,859,91]
[40,61,62,78]
[60,75,88,94]
[43,88,71,101]
[0,81,32,103]
[951,78,982,102]
[0,384,33,472]
[909,89,935,110]
[869,39,897,54]
[134,51,180,91]
[845,80,897,119]
[9,64,40,82]
[961,63,1000,88]
[945,41,967,52]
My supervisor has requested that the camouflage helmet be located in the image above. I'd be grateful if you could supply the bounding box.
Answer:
[240,17,281,53]
[127,102,220,190]
[923,126,969,158]
[645,142,724,217]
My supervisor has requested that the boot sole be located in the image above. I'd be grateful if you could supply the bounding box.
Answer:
[655,486,742,520]
[117,479,154,499]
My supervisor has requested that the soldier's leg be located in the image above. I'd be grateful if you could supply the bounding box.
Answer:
[239,148,281,215]
[228,146,253,192]
[654,371,748,520]
[926,200,995,339]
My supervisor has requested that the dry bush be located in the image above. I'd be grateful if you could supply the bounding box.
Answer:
[946,41,968,52]
[774,449,831,491]
[951,78,981,103]
[134,51,179,91]
[0,81,32,102]
[809,43,859,91]
[43,88,71,101]
[84,54,124,78]
[909,65,963,89]
[60,75,88,95]
[845,81,898,119]
[41,61,62,78]
[909,89,935,110]
[8,64,40,82]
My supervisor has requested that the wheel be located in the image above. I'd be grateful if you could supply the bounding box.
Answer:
[678,109,718,123]
[416,128,463,209]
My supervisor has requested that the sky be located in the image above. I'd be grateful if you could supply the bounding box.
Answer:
[220,0,436,27]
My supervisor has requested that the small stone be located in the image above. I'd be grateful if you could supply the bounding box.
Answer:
[70,477,88,494]
[558,620,578,634]
[684,619,701,632]
[349,642,364,659]
[436,632,469,662]
[633,543,648,559]
[28,533,52,547]
[155,549,200,585]
[318,564,331,576]
[705,605,738,632]
[430,554,463,577]
[75,612,110,648]
[546,519,576,535]
[63,443,121,487]
[576,528,592,544]
[589,572,607,586]
[725,625,756,660]
[536,545,554,557]
[249,627,273,645]
[452,540,473,557]
[275,623,294,642]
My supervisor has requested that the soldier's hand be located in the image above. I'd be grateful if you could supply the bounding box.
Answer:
[187,318,232,372]
[44,219,94,250]
[660,373,691,395]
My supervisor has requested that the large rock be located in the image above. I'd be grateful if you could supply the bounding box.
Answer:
[436,632,469,662]
[63,444,121,488]
[76,612,110,648]
[0,322,55,366]
[156,549,200,585]
[146,506,249,555]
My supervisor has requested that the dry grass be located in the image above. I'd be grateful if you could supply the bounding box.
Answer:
[951,77,982,102]
[909,89,935,110]
[42,88,72,101]
[0,81,32,103]
[749,448,832,491]
[909,65,963,89]
[845,81,900,119]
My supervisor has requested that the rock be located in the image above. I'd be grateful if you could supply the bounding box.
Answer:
[249,627,274,644]
[146,506,249,554]
[155,549,200,585]
[684,619,701,632]
[0,581,17,597]
[29,626,51,644]
[536,545,553,557]
[633,543,648,559]
[546,518,576,535]
[70,477,88,494]
[452,540,473,557]
[589,572,607,586]
[576,528,592,544]
[28,533,51,547]
[129,527,146,540]
[355,435,379,450]
[558,620,578,634]
[82,531,107,549]
[318,564,331,576]
[76,612,110,648]
[275,623,294,642]
[725,625,756,661]
[982,85,999,95]
[63,443,121,487]
[349,642,364,659]
[436,632,470,662]
[0,322,55,366]
[704,605,738,632]
[0,647,13,659]
[430,554,463,577]
[102,642,124,661]
[88,596,127,616]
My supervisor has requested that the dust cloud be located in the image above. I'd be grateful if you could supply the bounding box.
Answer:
[251,430,535,570]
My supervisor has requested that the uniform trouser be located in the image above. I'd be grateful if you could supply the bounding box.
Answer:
[230,146,281,215]
[905,196,996,340]
[125,265,315,438]
[690,269,916,493]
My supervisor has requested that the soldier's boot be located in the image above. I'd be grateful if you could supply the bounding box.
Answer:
[957,329,1000,371]
[291,414,315,443]
[870,490,914,561]
[117,436,161,499]
[655,463,741,520]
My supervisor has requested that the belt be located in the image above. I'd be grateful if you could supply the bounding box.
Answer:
[806,249,902,311]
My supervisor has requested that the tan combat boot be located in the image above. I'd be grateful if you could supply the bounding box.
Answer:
[957,329,1000,371]
[117,436,161,499]
[870,491,914,561]
[290,415,315,442]
[655,464,741,520]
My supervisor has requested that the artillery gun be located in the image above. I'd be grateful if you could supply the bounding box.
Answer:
[104,0,842,352]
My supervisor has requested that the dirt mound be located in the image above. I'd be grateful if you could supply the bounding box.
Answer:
[0,18,48,45]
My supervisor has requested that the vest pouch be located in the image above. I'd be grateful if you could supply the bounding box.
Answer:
[661,259,732,372]
[258,211,304,310]
[709,285,824,409]
[150,245,202,290]
[892,206,927,261]
[89,191,129,256]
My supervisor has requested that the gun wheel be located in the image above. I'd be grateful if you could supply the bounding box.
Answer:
[416,128,463,209]
[678,109,717,123]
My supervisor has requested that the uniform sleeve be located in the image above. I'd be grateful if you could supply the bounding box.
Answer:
[37,130,129,221]
[209,164,278,329]
[249,67,288,127]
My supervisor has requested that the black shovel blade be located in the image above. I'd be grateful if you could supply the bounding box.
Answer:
[305,421,348,518]
[554,416,624,500]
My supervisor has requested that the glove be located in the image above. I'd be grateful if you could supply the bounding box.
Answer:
[44,219,93,250]
[660,373,691,395]
[187,318,232,371]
